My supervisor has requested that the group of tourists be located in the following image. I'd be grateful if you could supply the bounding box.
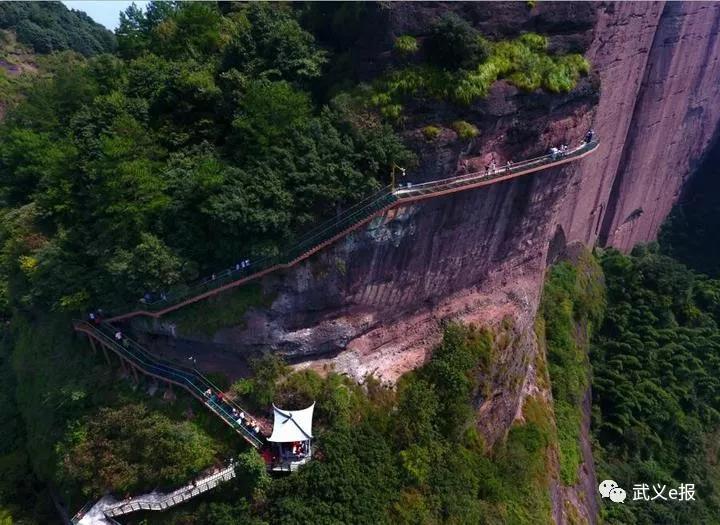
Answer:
[203,387,262,436]
[234,259,251,272]
[549,144,570,159]
[481,157,515,176]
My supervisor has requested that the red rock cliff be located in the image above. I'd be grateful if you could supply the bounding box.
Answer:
[559,1,720,251]
[140,4,720,522]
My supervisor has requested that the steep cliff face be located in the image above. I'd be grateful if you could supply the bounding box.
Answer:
[139,3,720,522]
[142,0,720,435]
[556,1,665,246]
[597,2,720,250]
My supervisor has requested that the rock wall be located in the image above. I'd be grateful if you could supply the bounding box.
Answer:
[556,1,665,246]
[597,1,720,250]
[140,3,720,522]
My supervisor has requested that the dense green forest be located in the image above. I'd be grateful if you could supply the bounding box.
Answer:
[0,2,411,316]
[0,2,115,56]
[540,245,720,524]
[5,2,714,525]
[590,246,720,524]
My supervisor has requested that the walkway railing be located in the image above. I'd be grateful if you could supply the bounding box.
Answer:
[104,464,236,517]
[73,464,237,523]
[106,138,598,322]
[74,321,264,449]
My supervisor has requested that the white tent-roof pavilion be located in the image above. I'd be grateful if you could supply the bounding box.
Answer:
[267,403,315,472]
[268,403,314,443]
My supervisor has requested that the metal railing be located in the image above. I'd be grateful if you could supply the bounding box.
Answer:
[395,139,598,199]
[107,138,598,320]
[104,465,236,517]
[132,187,398,313]
[75,321,263,448]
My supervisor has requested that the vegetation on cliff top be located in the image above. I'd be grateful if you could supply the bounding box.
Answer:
[0,2,411,317]
[368,13,590,120]
[0,2,115,56]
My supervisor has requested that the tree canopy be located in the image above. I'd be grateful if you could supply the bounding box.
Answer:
[590,246,720,524]
[0,2,115,56]
[0,2,411,315]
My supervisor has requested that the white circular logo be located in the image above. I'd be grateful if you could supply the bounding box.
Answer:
[599,479,618,498]
[609,487,627,503]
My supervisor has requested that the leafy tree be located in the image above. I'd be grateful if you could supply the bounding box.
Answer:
[57,403,217,497]
[425,13,487,70]
[221,3,327,84]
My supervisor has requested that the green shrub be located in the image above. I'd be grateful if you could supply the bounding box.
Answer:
[231,354,289,409]
[425,13,486,70]
[367,27,590,117]
[422,125,441,141]
[57,404,217,497]
[452,120,479,140]
[394,35,419,55]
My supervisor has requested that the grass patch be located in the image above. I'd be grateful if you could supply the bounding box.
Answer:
[452,120,479,140]
[166,283,274,336]
[364,29,590,119]
[422,124,441,141]
[394,35,419,55]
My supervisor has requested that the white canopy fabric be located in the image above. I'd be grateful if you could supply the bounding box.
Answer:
[268,403,315,443]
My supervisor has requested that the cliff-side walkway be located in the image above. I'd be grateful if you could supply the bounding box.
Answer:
[73,464,236,524]
[73,321,264,449]
[107,138,599,323]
